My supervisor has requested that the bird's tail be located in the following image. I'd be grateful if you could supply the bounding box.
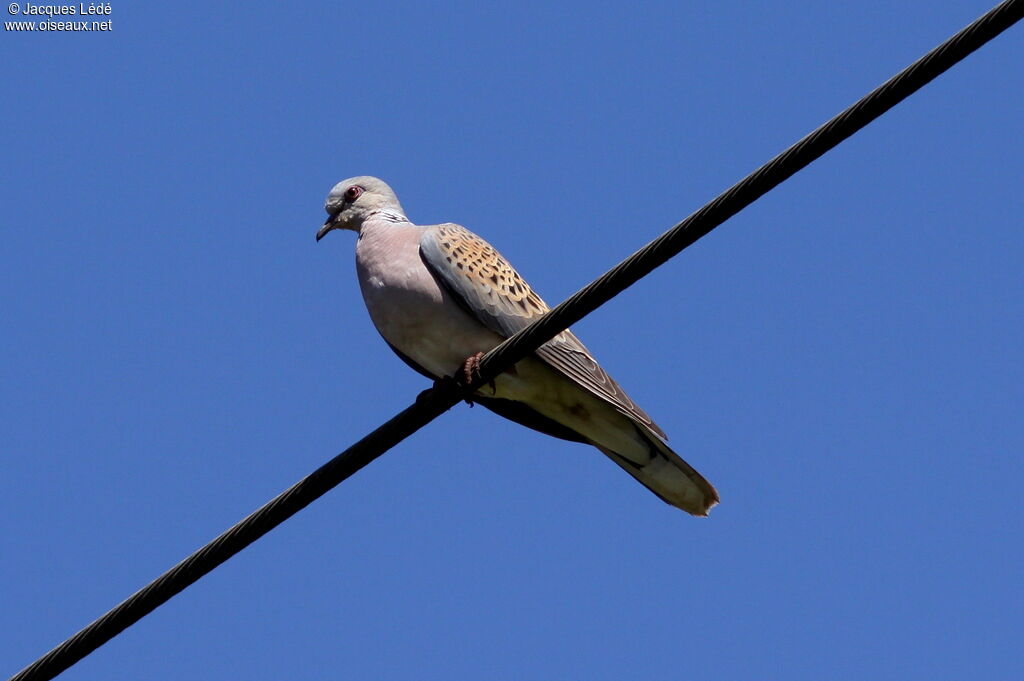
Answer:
[596,429,718,516]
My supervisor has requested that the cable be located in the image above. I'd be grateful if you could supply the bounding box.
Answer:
[9,2,1022,680]
[477,0,1024,381]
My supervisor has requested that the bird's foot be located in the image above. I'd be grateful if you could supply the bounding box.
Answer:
[460,352,486,388]
[454,352,496,406]
[453,352,485,407]
[418,353,495,408]
[417,375,468,406]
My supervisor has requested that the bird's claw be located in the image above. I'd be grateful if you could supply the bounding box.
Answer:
[455,352,495,406]
[461,352,486,389]
[456,353,484,407]
[420,353,494,408]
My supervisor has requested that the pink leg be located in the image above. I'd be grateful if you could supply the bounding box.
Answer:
[461,352,486,387]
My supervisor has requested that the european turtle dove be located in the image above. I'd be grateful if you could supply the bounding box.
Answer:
[316,176,718,515]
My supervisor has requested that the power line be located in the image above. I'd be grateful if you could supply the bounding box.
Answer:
[9,2,1023,680]
[477,0,1024,382]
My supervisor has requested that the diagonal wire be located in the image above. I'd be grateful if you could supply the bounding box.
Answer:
[9,2,1023,680]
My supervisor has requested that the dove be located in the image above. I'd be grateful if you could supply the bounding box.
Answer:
[317,176,718,515]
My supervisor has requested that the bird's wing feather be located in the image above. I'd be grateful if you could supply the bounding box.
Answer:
[420,223,667,439]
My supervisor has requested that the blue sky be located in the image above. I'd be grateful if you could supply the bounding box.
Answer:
[2,2,1022,679]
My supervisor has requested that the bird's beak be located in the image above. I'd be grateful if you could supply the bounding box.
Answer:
[316,216,338,242]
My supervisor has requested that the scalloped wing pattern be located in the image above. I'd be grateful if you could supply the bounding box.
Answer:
[420,223,666,439]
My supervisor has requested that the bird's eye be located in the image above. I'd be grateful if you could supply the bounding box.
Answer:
[344,186,363,201]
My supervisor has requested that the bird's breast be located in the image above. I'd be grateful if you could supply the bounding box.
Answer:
[355,222,504,379]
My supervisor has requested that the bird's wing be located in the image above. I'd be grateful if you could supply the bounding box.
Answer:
[420,223,667,439]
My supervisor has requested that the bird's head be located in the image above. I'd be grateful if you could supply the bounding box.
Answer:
[316,176,406,241]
